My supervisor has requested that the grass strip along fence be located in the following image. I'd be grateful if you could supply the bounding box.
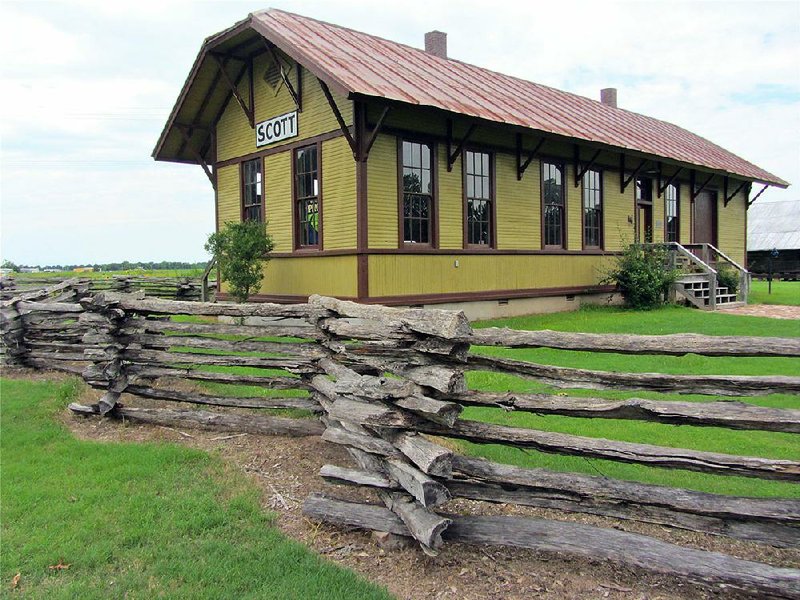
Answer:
[1,287,799,597]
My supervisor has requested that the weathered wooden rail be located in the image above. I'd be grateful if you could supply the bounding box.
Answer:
[0,274,215,302]
[2,291,799,598]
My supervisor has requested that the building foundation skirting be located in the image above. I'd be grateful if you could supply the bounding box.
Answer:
[216,285,619,319]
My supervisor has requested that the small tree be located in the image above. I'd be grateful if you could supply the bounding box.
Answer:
[603,243,678,310]
[205,221,274,303]
[1,260,20,273]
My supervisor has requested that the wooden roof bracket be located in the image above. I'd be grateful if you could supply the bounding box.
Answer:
[318,78,357,157]
[724,176,748,207]
[691,170,715,200]
[747,183,769,209]
[573,145,602,187]
[516,134,546,180]
[657,165,683,197]
[263,40,302,112]
[447,119,477,172]
[362,105,390,161]
[209,52,254,128]
[175,124,216,189]
[620,155,647,193]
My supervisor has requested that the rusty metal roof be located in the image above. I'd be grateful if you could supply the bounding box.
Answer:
[247,9,787,187]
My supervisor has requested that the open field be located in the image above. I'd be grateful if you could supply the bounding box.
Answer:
[465,305,800,498]
[4,268,205,279]
[0,377,390,600]
[749,279,800,306]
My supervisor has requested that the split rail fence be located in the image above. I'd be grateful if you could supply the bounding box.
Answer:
[2,286,799,598]
[0,274,215,302]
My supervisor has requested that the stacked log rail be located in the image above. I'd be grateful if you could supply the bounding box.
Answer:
[0,275,216,302]
[296,296,800,597]
[0,278,92,372]
[72,292,323,435]
[3,292,799,597]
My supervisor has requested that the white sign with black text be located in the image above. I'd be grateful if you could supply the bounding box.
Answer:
[255,111,298,147]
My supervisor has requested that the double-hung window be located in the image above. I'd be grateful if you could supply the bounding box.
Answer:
[542,161,565,248]
[294,145,320,248]
[241,159,262,222]
[465,150,492,246]
[582,169,603,249]
[665,183,679,243]
[401,140,433,245]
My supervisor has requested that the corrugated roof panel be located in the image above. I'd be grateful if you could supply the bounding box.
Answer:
[253,9,788,187]
[748,201,800,250]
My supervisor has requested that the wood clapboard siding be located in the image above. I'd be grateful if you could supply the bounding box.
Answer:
[438,146,463,249]
[601,169,635,252]
[321,136,357,250]
[216,51,352,163]
[496,152,539,250]
[678,181,691,245]
[216,165,241,228]
[367,134,398,249]
[259,255,357,297]
[265,152,293,252]
[369,254,610,297]
[717,191,747,265]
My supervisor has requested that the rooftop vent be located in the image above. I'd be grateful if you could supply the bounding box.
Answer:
[600,88,618,108]
[425,31,447,59]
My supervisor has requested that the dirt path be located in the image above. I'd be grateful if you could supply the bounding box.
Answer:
[717,304,800,319]
[58,383,799,600]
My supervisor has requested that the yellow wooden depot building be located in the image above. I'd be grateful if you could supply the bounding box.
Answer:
[154,10,788,317]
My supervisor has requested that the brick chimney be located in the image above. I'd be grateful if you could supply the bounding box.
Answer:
[600,88,618,108]
[425,31,447,59]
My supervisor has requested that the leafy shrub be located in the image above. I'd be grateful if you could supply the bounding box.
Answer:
[603,243,678,310]
[716,267,739,294]
[205,221,274,303]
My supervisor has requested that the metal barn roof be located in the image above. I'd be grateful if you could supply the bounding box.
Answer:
[748,201,800,251]
[154,9,789,188]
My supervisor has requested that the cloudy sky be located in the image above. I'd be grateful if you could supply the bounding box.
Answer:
[1,0,798,265]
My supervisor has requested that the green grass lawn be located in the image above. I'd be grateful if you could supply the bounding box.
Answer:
[462,304,800,498]
[749,279,800,305]
[0,377,390,600]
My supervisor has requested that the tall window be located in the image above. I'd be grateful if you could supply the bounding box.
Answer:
[665,183,679,243]
[582,169,602,248]
[295,145,320,248]
[465,150,492,246]
[542,161,565,248]
[402,140,433,244]
[241,159,262,222]
[635,177,653,243]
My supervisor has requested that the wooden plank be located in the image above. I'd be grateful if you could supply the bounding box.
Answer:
[416,419,800,482]
[68,403,323,436]
[451,390,800,432]
[124,365,309,389]
[448,455,800,548]
[123,384,320,412]
[470,328,800,358]
[302,494,800,598]
[90,294,319,319]
[121,318,320,340]
[122,348,318,372]
[468,354,800,396]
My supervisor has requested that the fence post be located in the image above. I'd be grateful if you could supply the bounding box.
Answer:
[80,293,130,414]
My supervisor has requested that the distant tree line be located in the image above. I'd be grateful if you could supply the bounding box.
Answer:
[2,260,208,272]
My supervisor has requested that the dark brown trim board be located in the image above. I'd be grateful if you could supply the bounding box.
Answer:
[355,101,369,300]
[265,248,618,259]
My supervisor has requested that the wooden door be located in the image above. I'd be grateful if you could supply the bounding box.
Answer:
[693,191,717,246]
[636,204,653,243]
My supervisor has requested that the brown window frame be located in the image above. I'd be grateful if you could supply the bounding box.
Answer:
[292,142,322,251]
[581,168,603,250]
[397,138,438,248]
[664,182,680,243]
[541,159,566,249]
[462,148,496,248]
[240,158,263,223]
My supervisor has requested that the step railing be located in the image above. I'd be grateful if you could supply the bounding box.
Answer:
[682,243,749,303]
